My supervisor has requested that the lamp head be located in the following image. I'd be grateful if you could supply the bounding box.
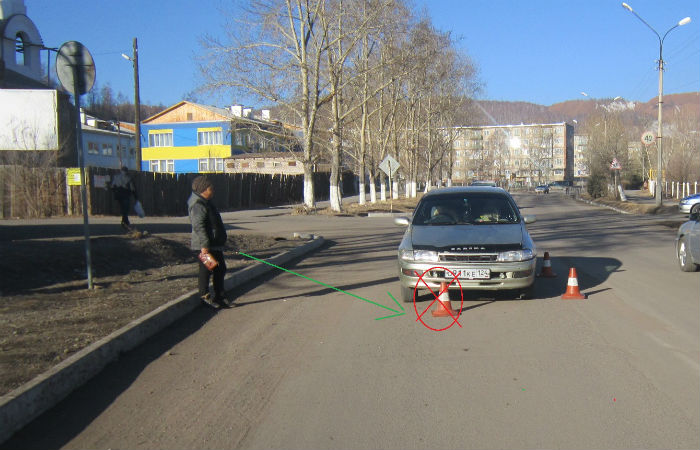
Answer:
[678,17,691,26]
[622,2,633,12]
[121,53,131,61]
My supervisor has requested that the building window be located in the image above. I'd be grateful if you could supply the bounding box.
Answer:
[102,143,113,156]
[199,158,224,172]
[150,160,174,173]
[187,113,193,121]
[15,34,25,66]
[241,162,249,168]
[256,161,265,168]
[197,130,223,145]
[288,161,297,167]
[87,142,99,154]
[148,131,173,147]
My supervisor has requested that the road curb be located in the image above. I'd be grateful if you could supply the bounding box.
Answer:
[574,197,633,215]
[0,234,325,444]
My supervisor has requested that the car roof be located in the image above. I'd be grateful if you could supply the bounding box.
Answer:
[422,186,508,197]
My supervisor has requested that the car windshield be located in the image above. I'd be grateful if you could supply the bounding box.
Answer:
[412,193,520,225]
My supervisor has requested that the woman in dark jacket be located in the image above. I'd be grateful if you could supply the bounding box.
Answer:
[188,176,230,308]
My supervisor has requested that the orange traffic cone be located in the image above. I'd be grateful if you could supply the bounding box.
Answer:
[432,282,458,317]
[537,251,557,278]
[561,268,586,299]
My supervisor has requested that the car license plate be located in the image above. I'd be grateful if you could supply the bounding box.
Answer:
[450,268,490,280]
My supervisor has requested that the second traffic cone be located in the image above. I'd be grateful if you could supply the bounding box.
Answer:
[432,282,458,317]
[537,251,557,278]
[561,268,586,299]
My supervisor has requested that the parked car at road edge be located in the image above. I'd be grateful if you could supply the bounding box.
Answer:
[678,193,700,215]
[676,210,700,272]
[535,185,549,194]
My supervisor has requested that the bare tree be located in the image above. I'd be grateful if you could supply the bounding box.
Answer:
[199,0,331,208]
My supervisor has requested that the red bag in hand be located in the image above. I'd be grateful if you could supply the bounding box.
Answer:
[198,251,218,271]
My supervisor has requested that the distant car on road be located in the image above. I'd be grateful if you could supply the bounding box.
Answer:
[548,180,572,191]
[678,193,700,215]
[676,210,700,271]
[394,186,537,302]
[535,185,549,194]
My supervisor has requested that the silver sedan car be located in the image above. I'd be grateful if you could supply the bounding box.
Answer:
[678,193,700,215]
[395,186,537,302]
[676,210,700,272]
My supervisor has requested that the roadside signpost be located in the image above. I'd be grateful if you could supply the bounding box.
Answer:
[56,41,96,289]
[379,155,400,212]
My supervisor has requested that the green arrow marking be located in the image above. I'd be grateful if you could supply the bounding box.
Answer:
[238,252,405,320]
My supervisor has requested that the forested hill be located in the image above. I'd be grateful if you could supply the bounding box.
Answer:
[468,92,699,126]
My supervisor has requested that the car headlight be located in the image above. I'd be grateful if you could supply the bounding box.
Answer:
[497,249,535,262]
[399,249,439,262]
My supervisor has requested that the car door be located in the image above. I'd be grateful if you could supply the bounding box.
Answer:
[689,216,700,264]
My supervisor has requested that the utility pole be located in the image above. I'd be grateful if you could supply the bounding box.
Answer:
[132,37,141,171]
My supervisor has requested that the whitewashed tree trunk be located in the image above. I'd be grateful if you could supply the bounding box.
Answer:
[411,180,417,197]
[358,180,366,205]
[380,179,386,201]
[392,180,399,199]
[405,181,411,198]
[330,183,341,211]
[303,164,315,208]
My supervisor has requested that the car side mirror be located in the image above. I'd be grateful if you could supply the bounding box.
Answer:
[523,215,536,224]
[394,216,410,227]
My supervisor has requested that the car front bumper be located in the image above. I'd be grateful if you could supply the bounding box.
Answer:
[397,259,536,291]
[679,203,695,214]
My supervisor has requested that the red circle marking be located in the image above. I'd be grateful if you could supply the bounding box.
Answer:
[413,267,463,331]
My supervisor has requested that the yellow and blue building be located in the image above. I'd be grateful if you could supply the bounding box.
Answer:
[141,101,291,173]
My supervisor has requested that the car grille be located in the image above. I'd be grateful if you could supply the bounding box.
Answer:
[439,252,498,263]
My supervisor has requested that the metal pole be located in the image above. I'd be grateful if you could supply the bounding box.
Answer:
[133,37,141,171]
[656,46,663,206]
[73,66,93,289]
[116,121,122,168]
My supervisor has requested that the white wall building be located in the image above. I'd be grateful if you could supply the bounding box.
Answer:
[81,111,137,169]
[0,89,59,150]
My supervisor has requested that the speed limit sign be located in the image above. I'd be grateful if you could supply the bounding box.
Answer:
[641,131,655,145]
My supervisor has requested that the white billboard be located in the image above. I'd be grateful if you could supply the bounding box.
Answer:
[0,89,60,151]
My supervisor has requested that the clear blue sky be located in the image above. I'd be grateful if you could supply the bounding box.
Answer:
[27,0,699,108]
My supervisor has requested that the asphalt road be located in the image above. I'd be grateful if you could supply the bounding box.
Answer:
[3,193,699,449]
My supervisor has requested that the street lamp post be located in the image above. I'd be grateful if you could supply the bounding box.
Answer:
[121,37,141,171]
[622,3,691,207]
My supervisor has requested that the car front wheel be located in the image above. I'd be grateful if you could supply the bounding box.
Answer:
[691,204,700,215]
[678,237,699,272]
[401,285,415,303]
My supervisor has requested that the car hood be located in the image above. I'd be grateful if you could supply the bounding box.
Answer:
[409,223,525,250]
[681,194,700,202]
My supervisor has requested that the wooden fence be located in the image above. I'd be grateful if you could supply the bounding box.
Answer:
[0,166,357,219]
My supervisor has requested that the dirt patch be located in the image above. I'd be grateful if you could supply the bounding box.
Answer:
[0,230,305,396]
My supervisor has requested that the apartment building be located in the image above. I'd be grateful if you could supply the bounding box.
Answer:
[573,134,590,179]
[450,122,574,186]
